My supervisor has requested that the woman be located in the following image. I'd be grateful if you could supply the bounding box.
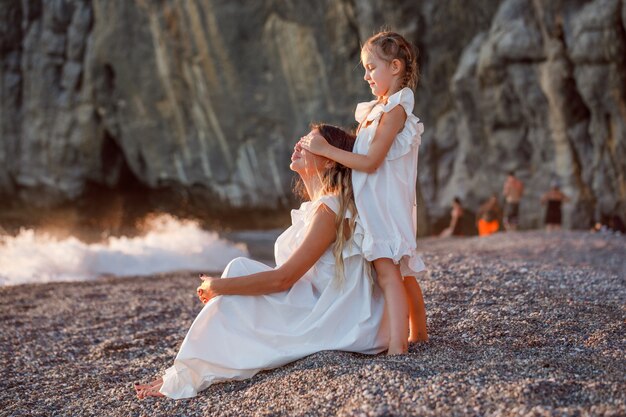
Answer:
[134,125,389,399]
[541,182,570,231]
[439,197,464,237]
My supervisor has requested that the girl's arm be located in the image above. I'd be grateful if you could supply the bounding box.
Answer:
[303,106,407,174]
[201,204,337,298]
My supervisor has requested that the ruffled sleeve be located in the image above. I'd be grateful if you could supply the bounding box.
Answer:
[382,87,414,114]
[316,195,340,215]
[381,88,424,160]
[316,195,354,219]
[354,99,379,124]
[297,195,362,260]
[292,195,351,226]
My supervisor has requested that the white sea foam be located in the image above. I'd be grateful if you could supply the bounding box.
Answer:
[0,214,248,286]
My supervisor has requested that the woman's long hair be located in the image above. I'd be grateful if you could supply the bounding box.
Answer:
[293,124,363,287]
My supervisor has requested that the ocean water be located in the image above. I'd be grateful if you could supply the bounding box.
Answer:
[0,214,249,286]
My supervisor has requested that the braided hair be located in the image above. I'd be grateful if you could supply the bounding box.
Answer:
[362,31,420,90]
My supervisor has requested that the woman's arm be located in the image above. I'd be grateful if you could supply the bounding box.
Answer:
[302,107,406,173]
[201,204,337,299]
[449,214,459,231]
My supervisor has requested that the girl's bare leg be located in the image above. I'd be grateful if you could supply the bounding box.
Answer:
[373,258,408,355]
[404,276,428,343]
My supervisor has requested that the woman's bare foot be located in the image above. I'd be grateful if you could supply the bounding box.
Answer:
[134,377,163,398]
[137,384,165,399]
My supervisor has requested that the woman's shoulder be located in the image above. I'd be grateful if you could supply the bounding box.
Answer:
[310,194,353,219]
[314,194,341,215]
[292,196,339,223]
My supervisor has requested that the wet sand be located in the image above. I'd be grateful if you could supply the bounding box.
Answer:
[0,231,624,416]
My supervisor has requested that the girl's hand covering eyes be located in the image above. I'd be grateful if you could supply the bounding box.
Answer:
[299,134,329,156]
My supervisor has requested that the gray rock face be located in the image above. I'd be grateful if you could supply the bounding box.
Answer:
[1,0,624,232]
[424,0,626,230]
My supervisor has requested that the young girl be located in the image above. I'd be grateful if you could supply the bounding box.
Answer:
[301,31,427,354]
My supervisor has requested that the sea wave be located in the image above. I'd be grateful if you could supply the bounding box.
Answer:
[0,214,248,286]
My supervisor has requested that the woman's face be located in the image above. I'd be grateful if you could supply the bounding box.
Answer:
[291,129,331,178]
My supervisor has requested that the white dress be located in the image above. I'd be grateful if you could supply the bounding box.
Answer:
[352,87,426,276]
[159,195,388,399]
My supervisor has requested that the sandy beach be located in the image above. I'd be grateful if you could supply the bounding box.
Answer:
[0,231,624,416]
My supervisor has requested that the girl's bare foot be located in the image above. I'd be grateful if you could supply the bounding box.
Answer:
[408,333,428,343]
[387,341,408,355]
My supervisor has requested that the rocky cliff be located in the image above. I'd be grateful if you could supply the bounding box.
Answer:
[1,0,624,232]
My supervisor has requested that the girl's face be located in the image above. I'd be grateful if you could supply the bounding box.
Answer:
[291,129,332,177]
[362,47,402,98]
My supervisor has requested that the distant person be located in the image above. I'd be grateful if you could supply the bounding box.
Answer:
[502,171,524,231]
[476,195,501,237]
[541,182,570,231]
[592,213,626,235]
[440,197,464,237]
[607,215,626,234]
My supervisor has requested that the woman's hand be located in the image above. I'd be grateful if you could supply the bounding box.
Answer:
[197,274,218,304]
[299,133,329,156]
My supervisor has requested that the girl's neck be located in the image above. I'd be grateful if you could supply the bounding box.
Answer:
[378,84,403,104]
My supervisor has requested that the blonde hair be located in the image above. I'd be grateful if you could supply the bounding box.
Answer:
[362,31,420,90]
[293,124,369,286]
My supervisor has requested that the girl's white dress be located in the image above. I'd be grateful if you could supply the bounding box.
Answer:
[159,195,388,399]
[353,87,426,276]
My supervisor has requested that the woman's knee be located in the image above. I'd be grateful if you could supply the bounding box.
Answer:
[221,257,251,278]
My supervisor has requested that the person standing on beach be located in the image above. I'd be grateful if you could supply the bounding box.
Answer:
[502,171,524,231]
[301,31,427,354]
[541,182,570,231]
